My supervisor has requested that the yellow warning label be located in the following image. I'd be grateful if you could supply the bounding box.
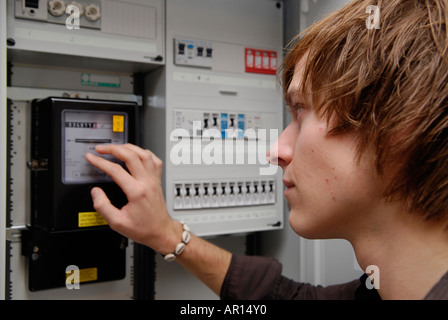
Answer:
[66,267,98,283]
[79,267,98,283]
[78,211,108,228]
[112,115,125,132]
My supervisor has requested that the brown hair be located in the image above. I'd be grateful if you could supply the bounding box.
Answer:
[281,0,448,222]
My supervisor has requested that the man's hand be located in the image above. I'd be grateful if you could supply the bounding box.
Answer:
[85,143,179,254]
[86,143,232,296]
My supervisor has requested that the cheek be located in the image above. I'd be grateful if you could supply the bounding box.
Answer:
[292,123,333,189]
[288,127,380,238]
[296,122,360,191]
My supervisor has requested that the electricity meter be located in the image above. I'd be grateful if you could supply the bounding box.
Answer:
[21,97,139,291]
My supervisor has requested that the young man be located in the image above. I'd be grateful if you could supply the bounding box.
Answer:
[86,0,448,299]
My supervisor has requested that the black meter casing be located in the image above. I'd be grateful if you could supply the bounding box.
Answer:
[22,97,139,291]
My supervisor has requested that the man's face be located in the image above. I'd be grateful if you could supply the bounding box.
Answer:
[269,57,385,240]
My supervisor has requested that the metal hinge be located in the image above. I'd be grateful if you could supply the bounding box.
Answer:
[6,226,26,242]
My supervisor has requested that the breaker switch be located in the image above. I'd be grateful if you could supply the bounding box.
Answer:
[178,43,185,55]
[206,48,213,58]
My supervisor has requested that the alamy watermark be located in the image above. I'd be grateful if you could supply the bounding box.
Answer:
[365,265,380,290]
[169,121,279,176]
[66,265,80,289]
[366,5,380,30]
[66,5,80,30]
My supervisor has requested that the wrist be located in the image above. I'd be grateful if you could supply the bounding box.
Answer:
[162,222,191,262]
[155,219,186,256]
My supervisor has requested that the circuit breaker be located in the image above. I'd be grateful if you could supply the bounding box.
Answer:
[21,97,138,291]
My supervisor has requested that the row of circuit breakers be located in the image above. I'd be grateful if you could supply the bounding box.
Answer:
[173,179,276,210]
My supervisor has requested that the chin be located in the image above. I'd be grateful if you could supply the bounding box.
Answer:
[289,211,315,239]
[288,209,335,240]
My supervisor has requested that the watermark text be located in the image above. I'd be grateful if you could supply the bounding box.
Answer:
[170,121,279,176]
[66,5,80,30]
[366,5,380,30]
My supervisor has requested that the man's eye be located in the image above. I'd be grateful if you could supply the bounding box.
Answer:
[287,103,306,121]
[294,106,305,120]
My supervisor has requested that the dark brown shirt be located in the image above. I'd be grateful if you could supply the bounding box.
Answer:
[220,254,448,300]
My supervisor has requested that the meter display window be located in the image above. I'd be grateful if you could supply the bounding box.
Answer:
[62,110,128,184]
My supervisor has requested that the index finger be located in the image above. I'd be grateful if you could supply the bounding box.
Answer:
[95,144,149,180]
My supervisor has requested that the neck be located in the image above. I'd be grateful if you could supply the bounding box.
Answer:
[350,207,448,300]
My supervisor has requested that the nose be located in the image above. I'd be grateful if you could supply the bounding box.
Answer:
[266,121,297,169]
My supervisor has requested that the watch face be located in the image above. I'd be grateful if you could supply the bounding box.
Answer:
[62,109,128,184]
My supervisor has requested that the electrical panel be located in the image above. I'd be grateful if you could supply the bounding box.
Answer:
[145,0,284,237]
[4,0,157,300]
[21,97,138,291]
[7,0,165,66]
[2,0,286,300]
